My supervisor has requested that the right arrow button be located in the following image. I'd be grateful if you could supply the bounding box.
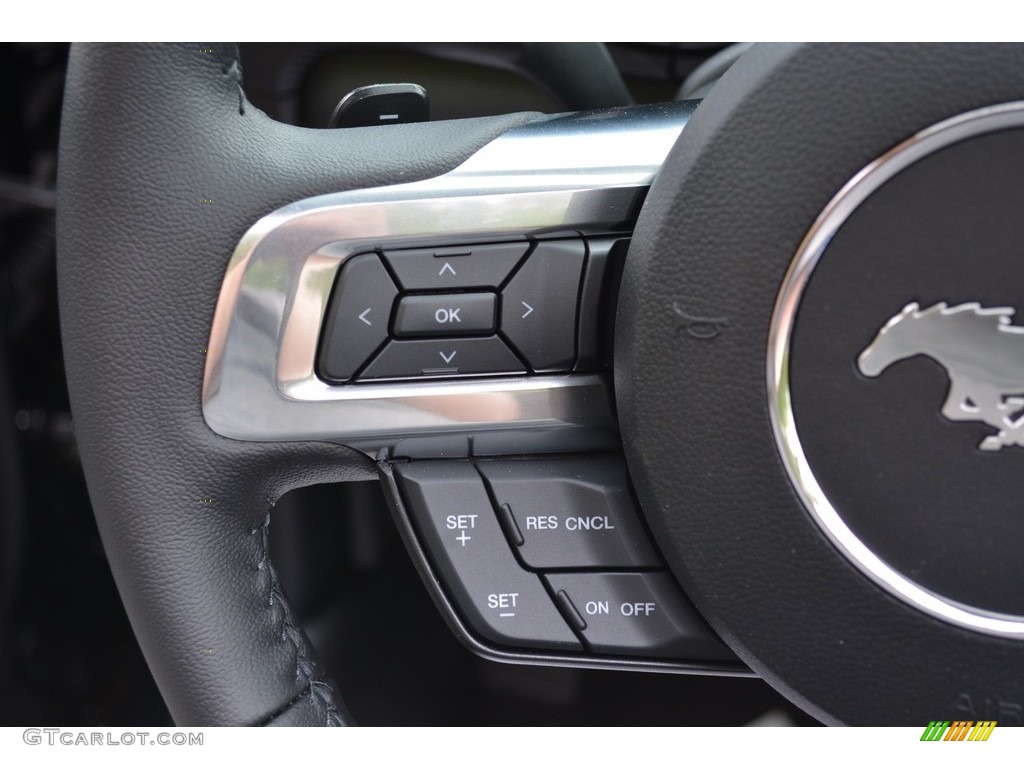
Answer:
[500,240,585,372]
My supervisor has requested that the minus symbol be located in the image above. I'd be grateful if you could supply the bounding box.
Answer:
[499,612,515,618]
[379,114,399,121]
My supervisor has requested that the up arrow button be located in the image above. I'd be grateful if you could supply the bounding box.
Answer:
[500,240,585,372]
[382,243,527,290]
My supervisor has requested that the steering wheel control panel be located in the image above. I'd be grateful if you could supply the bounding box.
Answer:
[385,454,740,672]
[318,237,622,383]
[205,103,744,676]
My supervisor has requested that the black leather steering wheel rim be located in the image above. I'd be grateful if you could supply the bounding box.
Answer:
[56,43,540,726]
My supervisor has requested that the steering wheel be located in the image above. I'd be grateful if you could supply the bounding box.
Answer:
[57,43,1024,726]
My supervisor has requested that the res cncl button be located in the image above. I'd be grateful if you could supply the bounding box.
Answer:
[478,456,659,569]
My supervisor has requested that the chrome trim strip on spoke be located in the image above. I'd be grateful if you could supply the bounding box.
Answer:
[768,101,1024,638]
[203,102,696,451]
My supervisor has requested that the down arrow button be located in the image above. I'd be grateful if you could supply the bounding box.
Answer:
[500,240,585,372]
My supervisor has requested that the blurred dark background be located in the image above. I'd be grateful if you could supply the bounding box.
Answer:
[0,41,813,726]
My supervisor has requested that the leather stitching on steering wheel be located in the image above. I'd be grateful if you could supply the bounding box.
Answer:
[222,53,246,116]
[253,512,343,726]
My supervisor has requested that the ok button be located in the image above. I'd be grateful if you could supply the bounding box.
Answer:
[435,307,462,324]
[393,292,496,337]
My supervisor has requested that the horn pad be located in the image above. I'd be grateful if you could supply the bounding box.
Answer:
[786,115,1024,621]
[617,44,1024,725]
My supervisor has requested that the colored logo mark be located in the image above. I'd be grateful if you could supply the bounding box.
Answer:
[920,720,996,741]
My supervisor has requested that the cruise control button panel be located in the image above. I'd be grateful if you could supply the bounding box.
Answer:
[386,454,740,672]
[317,237,623,384]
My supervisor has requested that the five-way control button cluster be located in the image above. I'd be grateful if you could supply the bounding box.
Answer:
[317,237,620,383]
[393,455,734,662]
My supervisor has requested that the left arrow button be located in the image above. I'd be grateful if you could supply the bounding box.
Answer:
[318,253,398,382]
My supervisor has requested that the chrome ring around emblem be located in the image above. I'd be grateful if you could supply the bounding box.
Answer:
[767,101,1024,638]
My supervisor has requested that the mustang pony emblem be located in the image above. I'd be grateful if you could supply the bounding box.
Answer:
[858,302,1024,451]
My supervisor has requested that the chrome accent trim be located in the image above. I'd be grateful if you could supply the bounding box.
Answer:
[203,103,695,451]
[768,101,1024,638]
